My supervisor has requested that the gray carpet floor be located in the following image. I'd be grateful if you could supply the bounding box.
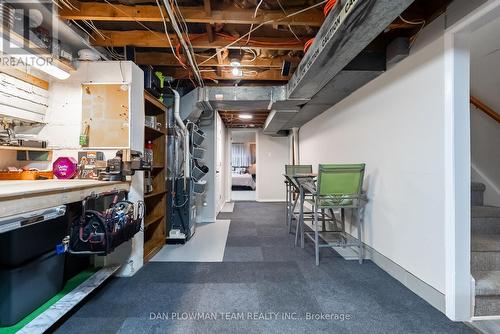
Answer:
[52,202,474,334]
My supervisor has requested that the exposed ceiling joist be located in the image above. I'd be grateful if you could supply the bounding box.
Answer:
[59,1,324,27]
[167,68,290,81]
[91,30,304,50]
[136,52,299,68]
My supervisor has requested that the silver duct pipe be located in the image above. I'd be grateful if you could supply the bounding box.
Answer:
[171,89,190,184]
[292,127,300,165]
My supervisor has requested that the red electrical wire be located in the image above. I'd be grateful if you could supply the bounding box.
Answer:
[323,0,337,17]
[304,38,314,53]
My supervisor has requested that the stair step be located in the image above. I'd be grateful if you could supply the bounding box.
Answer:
[472,182,486,206]
[475,296,500,316]
[472,251,500,271]
[472,234,500,252]
[472,182,487,192]
[472,206,500,219]
[474,271,500,316]
[474,271,500,296]
[472,206,500,234]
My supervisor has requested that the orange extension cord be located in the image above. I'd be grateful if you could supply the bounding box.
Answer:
[305,0,338,53]
[323,0,338,17]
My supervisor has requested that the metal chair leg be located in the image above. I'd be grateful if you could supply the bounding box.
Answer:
[314,202,320,266]
[357,207,363,264]
[294,211,300,247]
[289,195,298,234]
[285,184,290,226]
[300,190,305,249]
[321,208,326,232]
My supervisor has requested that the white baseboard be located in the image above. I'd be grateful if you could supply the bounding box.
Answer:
[363,244,446,313]
[256,199,285,202]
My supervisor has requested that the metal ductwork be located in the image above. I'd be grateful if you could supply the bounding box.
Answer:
[287,0,414,99]
[180,0,415,134]
[264,0,415,134]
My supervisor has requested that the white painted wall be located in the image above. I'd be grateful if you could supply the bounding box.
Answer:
[197,115,216,223]
[471,104,500,206]
[300,17,447,294]
[256,131,289,202]
[215,112,227,213]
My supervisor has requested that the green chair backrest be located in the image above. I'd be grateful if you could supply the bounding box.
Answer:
[285,164,312,176]
[317,164,365,196]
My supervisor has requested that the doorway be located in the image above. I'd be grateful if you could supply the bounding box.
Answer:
[230,130,257,201]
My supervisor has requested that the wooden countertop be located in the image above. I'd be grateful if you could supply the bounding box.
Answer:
[0,179,130,218]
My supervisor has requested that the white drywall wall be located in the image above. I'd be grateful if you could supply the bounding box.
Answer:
[470,104,500,206]
[256,131,289,202]
[197,116,216,223]
[215,112,228,212]
[299,17,447,293]
[470,16,500,206]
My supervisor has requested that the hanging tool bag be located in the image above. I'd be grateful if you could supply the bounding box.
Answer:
[69,192,144,255]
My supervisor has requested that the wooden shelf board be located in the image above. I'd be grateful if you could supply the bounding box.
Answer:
[144,190,166,199]
[145,125,166,140]
[144,91,168,114]
[144,238,164,263]
[144,214,164,228]
[0,146,52,152]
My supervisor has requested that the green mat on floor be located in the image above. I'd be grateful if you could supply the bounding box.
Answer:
[0,269,98,334]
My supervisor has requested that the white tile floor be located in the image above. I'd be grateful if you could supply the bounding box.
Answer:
[151,220,230,262]
[231,190,256,201]
[221,202,235,212]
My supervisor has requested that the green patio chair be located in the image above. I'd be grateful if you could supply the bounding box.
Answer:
[304,164,367,266]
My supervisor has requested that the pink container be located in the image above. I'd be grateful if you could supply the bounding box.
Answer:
[52,157,78,179]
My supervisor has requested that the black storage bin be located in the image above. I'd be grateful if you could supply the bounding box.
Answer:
[0,206,69,268]
[63,253,91,283]
[0,251,65,326]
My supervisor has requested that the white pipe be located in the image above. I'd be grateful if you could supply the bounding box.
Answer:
[292,127,300,164]
[171,89,190,181]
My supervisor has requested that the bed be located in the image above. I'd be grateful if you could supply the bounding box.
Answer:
[232,172,256,190]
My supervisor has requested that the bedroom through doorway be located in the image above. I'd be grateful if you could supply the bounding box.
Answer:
[230,130,257,201]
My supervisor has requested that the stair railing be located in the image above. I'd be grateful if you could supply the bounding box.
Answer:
[471,96,500,123]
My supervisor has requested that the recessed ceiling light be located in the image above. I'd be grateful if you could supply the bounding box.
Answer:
[231,67,242,76]
[239,114,253,119]
[230,58,241,67]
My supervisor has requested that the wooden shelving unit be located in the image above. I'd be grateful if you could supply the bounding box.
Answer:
[143,91,168,263]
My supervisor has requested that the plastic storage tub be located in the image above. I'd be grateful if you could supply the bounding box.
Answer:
[192,128,205,146]
[192,162,209,182]
[191,147,205,160]
[0,251,65,326]
[0,205,69,268]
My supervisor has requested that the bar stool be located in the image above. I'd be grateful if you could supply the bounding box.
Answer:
[301,164,368,266]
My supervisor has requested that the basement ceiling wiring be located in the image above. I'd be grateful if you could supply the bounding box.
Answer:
[276,0,301,43]
[198,0,328,66]
[398,15,426,47]
[161,0,204,86]
[246,0,264,45]
[155,0,185,67]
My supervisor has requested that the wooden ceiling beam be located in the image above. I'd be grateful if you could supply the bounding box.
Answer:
[59,1,324,27]
[168,68,290,81]
[91,30,304,51]
[136,52,298,68]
